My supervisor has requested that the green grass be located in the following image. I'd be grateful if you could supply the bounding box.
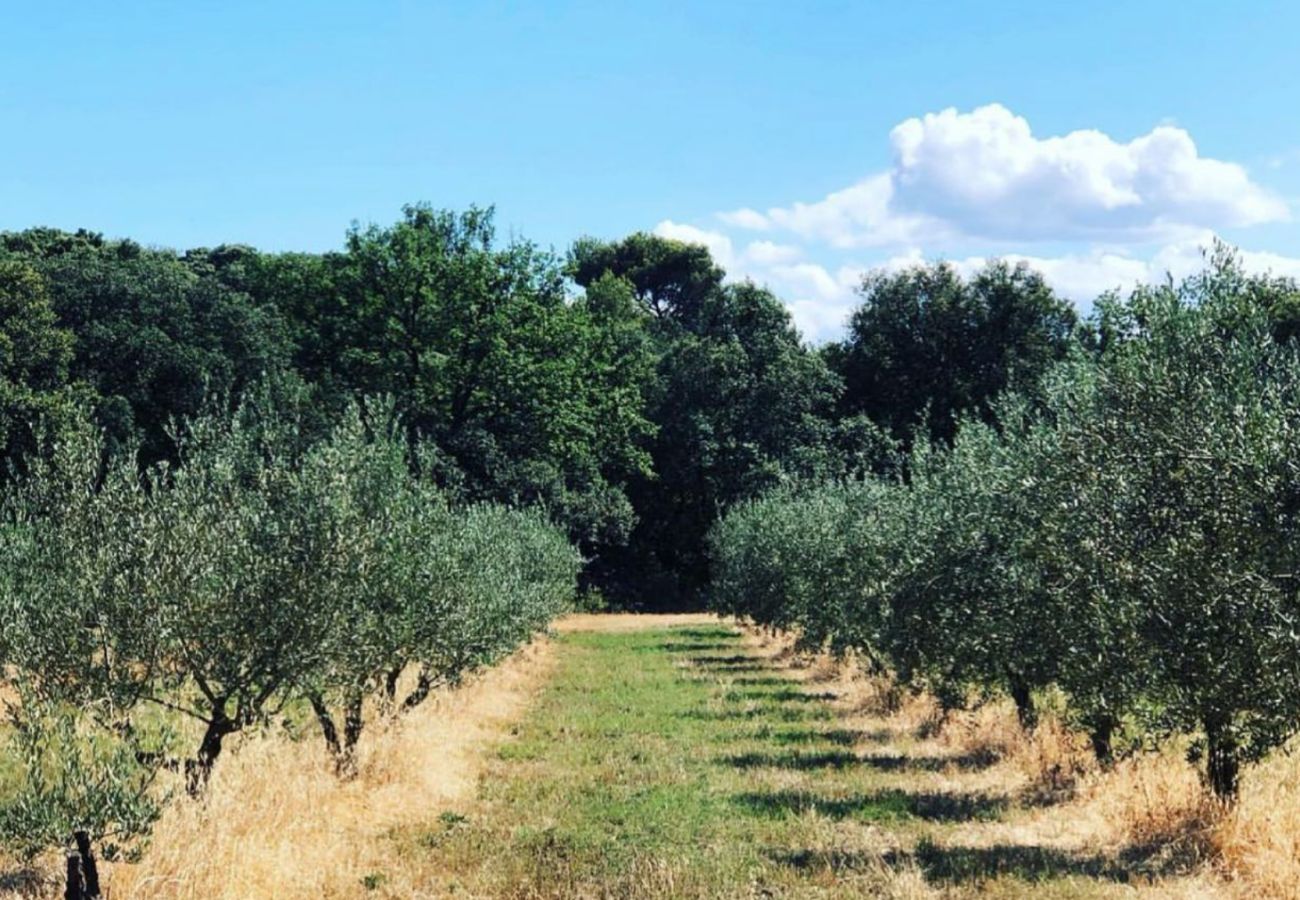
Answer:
[399,626,1166,898]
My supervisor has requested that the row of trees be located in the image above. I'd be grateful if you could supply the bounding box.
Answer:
[711,252,1300,800]
[0,212,1081,606]
[0,398,578,859]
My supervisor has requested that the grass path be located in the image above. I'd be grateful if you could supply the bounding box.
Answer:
[407,620,1211,899]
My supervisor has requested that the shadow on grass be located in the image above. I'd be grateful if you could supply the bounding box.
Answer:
[859,750,1000,773]
[722,748,1000,774]
[687,654,757,666]
[735,788,1009,823]
[682,706,829,723]
[725,676,794,687]
[0,867,52,893]
[761,727,861,746]
[767,841,1157,884]
[904,842,1130,882]
[689,664,768,675]
[724,750,861,770]
[731,689,838,703]
[660,641,736,652]
[859,726,906,744]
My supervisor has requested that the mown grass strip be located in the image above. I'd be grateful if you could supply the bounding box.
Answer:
[407,625,1157,898]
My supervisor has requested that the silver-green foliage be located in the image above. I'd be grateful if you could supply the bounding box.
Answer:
[709,251,1300,798]
[0,397,578,855]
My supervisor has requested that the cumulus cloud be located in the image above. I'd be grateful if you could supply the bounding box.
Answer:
[877,238,1300,310]
[890,105,1287,242]
[721,104,1288,247]
[651,221,803,272]
[657,105,1299,341]
[653,222,1300,342]
[717,208,771,230]
[743,240,802,266]
[652,219,861,337]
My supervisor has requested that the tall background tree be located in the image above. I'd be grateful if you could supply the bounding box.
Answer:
[0,259,79,476]
[826,260,1080,446]
[571,233,840,605]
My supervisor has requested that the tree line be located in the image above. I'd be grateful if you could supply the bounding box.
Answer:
[710,249,1300,800]
[0,206,1083,607]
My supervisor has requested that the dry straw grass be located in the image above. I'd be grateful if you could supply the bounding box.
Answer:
[551,611,720,634]
[1209,745,1300,897]
[738,621,1300,899]
[73,638,557,900]
[8,616,1300,897]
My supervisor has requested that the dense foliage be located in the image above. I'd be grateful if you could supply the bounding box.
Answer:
[0,400,577,856]
[825,260,1080,446]
[1,213,1071,608]
[711,252,1300,799]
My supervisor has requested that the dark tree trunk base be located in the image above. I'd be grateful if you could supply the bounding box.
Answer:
[1089,717,1117,766]
[186,711,237,796]
[1008,673,1037,731]
[1205,718,1241,800]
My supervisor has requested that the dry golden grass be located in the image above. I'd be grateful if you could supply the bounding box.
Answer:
[50,638,559,900]
[550,611,721,633]
[1207,744,1300,897]
[6,615,1300,898]
[732,621,1300,899]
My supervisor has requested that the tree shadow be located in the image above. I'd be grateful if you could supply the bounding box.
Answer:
[735,788,1009,823]
[899,841,1135,882]
[687,654,760,668]
[858,726,905,743]
[769,838,1196,886]
[761,727,861,746]
[726,676,793,687]
[690,665,769,676]
[727,748,998,774]
[0,867,54,893]
[766,842,1144,884]
[683,706,828,723]
[661,641,735,652]
[672,627,736,638]
[858,750,1000,773]
[732,688,838,703]
[724,750,861,770]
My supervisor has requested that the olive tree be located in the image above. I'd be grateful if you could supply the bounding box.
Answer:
[1061,258,1300,796]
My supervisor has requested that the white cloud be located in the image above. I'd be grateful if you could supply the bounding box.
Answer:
[652,222,806,273]
[657,105,1300,341]
[872,238,1300,310]
[653,220,861,338]
[653,219,1300,342]
[721,104,1288,248]
[721,175,939,249]
[743,240,802,266]
[717,207,770,230]
[889,105,1287,242]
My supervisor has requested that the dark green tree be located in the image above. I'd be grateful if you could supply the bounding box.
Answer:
[0,260,80,475]
[571,234,840,605]
[340,206,653,550]
[829,260,1079,446]
[2,230,294,462]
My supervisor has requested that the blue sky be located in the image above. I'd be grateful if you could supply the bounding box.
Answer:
[4,1,1299,339]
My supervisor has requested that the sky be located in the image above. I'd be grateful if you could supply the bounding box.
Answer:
[3,1,1300,340]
